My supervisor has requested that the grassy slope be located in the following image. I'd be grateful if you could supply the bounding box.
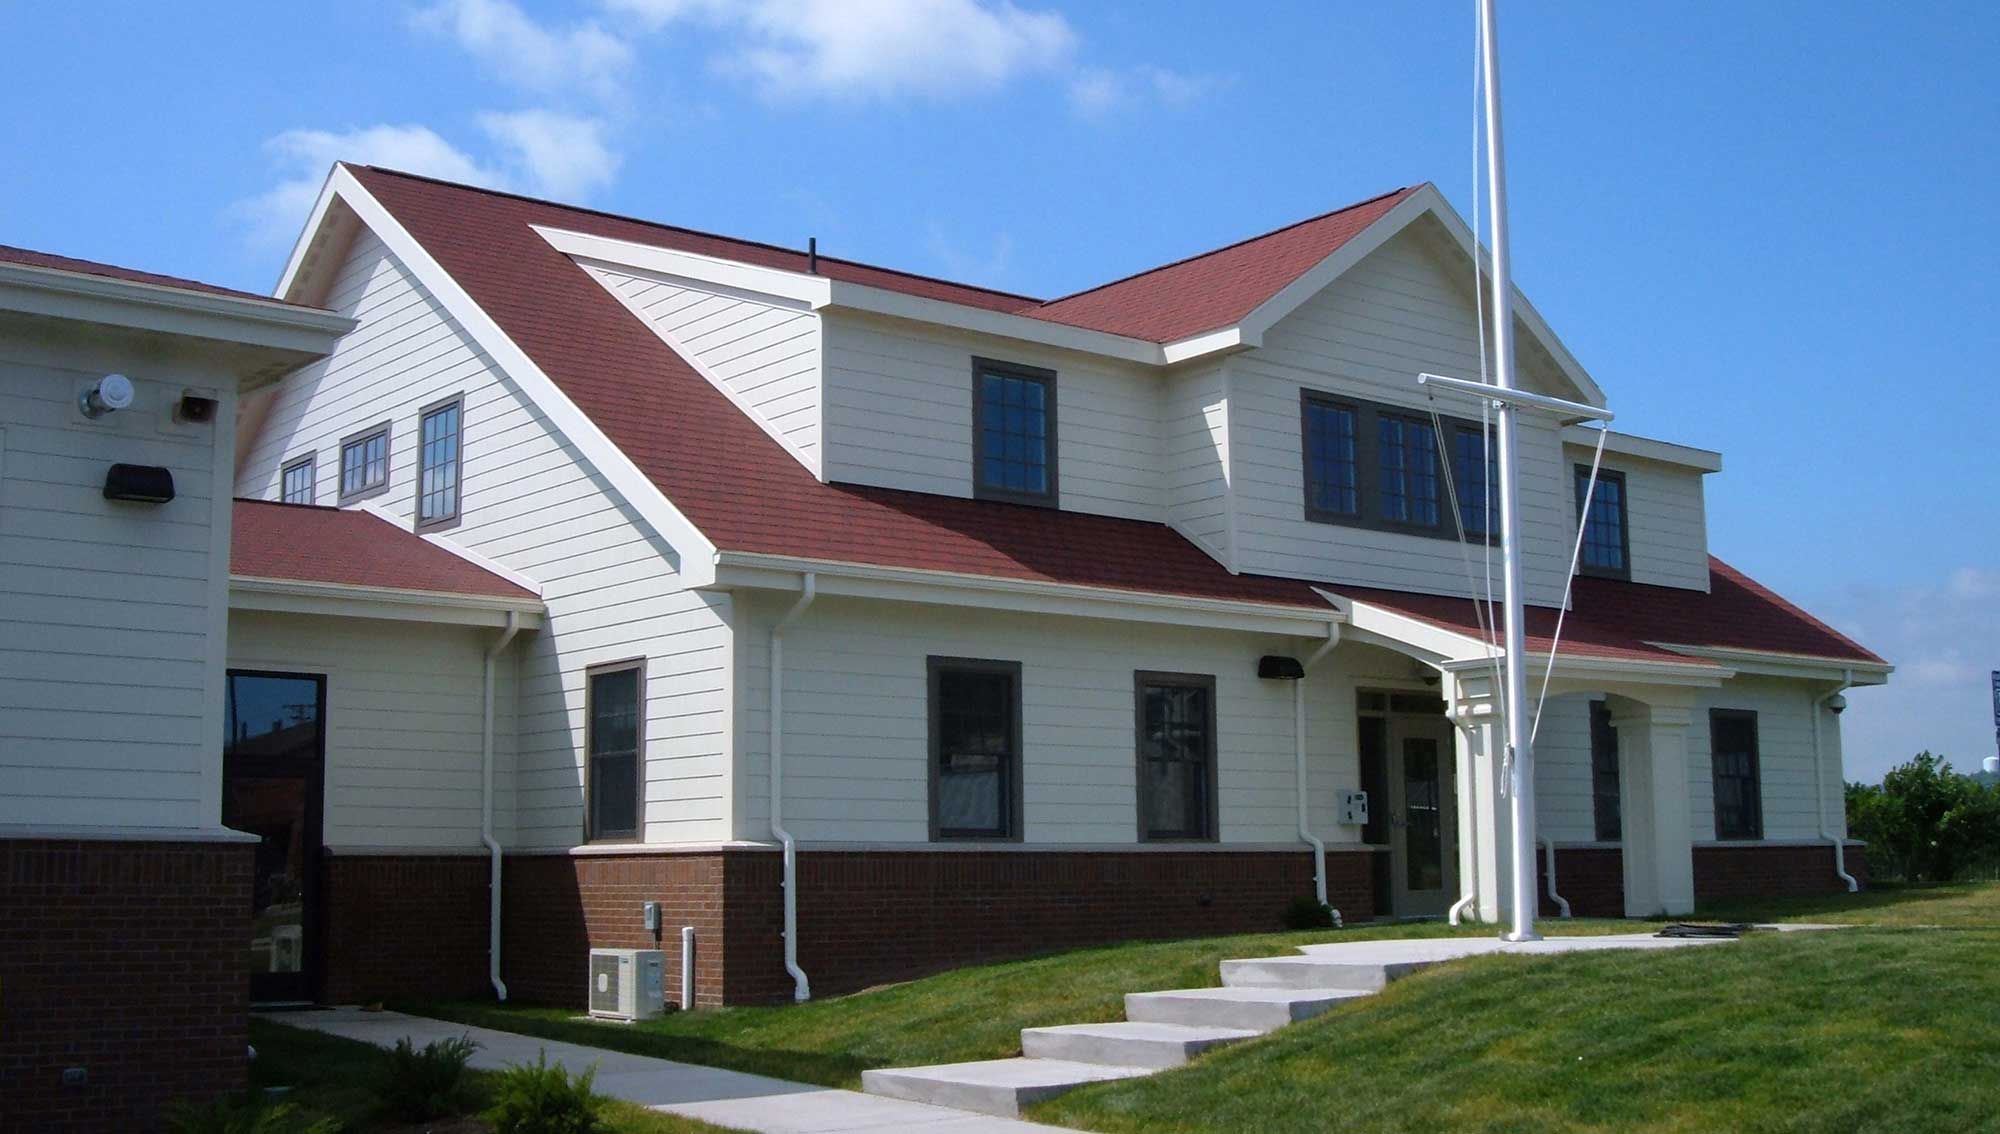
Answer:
[249,1017,743,1134]
[408,919,1639,1089]
[1037,884,2000,1133]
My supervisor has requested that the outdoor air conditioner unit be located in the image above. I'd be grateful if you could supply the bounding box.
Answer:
[587,948,665,1022]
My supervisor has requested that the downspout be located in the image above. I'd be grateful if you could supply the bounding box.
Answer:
[481,609,521,1001]
[1445,691,1482,926]
[1540,835,1570,918]
[770,574,817,1002]
[1295,623,1341,916]
[1813,668,1859,892]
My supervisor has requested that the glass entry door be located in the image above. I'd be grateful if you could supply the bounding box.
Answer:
[1388,715,1458,917]
[222,671,326,1003]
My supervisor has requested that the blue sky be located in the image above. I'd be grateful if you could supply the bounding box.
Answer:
[5,1,1995,779]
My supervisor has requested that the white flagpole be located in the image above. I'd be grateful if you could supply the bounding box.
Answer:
[1478,0,1540,942]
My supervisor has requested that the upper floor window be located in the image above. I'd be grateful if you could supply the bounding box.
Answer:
[929,657,1023,840]
[417,396,463,531]
[281,456,316,505]
[1576,465,1629,579]
[1452,426,1496,535]
[1136,671,1217,841]
[339,421,390,503]
[973,358,1057,506]
[1302,395,1359,519]
[585,660,644,842]
[1709,708,1763,840]
[1378,414,1440,526]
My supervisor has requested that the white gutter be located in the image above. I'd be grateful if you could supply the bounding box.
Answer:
[1813,668,1860,892]
[481,610,522,1000]
[1294,623,1341,913]
[770,573,818,1002]
[1540,836,1570,918]
[1445,691,1483,926]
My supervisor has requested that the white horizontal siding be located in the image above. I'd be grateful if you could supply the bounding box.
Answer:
[1231,230,1570,604]
[1163,360,1231,565]
[1566,446,1710,591]
[1692,676,1834,843]
[237,225,735,849]
[0,327,232,831]
[1532,695,1599,843]
[819,313,1164,521]
[584,265,822,474]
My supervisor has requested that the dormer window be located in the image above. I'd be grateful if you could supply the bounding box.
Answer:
[1377,413,1440,527]
[338,421,390,503]
[1576,465,1629,579]
[417,396,463,531]
[973,358,1057,506]
[1303,391,1488,541]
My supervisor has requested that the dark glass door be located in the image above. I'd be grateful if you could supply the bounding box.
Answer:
[222,671,326,1003]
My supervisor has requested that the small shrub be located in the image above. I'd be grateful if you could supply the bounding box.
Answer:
[164,1094,337,1134]
[485,1050,608,1134]
[381,1033,479,1120]
[1283,895,1338,929]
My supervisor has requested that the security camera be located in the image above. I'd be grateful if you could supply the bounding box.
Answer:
[1826,693,1847,715]
[79,373,135,419]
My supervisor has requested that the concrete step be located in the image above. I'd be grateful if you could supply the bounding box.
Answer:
[1020,1020,1261,1069]
[862,1057,1152,1118]
[1123,986,1372,1032]
[1221,954,1431,992]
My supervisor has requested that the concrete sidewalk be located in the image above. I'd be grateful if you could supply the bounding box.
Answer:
[268,1008,1077,1134]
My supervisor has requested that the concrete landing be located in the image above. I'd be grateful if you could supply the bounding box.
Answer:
[1019,1020,1260,1069]
[862,1058,1151,1118]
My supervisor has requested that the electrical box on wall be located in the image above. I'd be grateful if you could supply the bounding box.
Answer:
[1338,790,1369,826]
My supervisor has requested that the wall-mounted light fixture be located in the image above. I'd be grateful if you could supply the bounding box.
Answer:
[79,373,135,419]
[103,463,175,504]
[1257,655,1306,680]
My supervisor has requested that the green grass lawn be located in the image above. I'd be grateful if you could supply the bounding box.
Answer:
[248,1017,743,1133]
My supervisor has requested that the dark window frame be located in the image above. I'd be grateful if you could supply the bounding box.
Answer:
[1451,424,1498,536]
[583,658,646,844]
[1574,464,1631,580]
[1299,389,1494,544]
[1590,700,1622,842]
[1709,708,1764,841]
[416,394,465,533]
[1134,670,1220,843]
[926,656,1025,842]
[971,357,1059,508]
[337,420,392,504]
[280,454,316,505]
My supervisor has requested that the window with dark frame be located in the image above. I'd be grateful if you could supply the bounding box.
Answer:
[281,456,316,505]
[928,658,1022,840]
[585,662,643,841]
[1136,672,1217,841]
[972,358,1056,505]
[1452,425,1496,535]
[1709,708,1763,840]
[1300,391,1492,541]
[1377,413,1441,527]
[417,397,463,530]
[338,422,390,502]
[1575,465,1629,579]
[1590,700,1622,842]
[1302,395,1359,519]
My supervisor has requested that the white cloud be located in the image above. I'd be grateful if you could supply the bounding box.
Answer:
[479,109,621,199]
[414,0,632,101]
[238,124,507,248]
[1067,65,1222,117]
[1814,567,2000,782]
[924,221,1014,285]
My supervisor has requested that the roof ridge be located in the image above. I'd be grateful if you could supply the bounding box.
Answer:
[1031,184,1418,310]
[351,165,1047,306]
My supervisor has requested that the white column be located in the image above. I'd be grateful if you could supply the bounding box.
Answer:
[1609,699,1697,917]
[1448,676,1509,924]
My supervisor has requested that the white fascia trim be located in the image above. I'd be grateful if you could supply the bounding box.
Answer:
[825,280,1164,364]
[1235,188,1440,345]
[1323,590,1489,663]
[230,575,546,627]
[274,168,344,301]
[353,500,545,596]
[1562,426,1723,473]
[1651,643,1893,683]
[0,262,354,357]
[1161,325,1254,364]
[534,226,831,308]
[0,824,260,844]
[713,551,1342,635]
[328,167,720,585]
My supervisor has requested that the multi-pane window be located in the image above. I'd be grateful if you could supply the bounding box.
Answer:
[1378,414,1440,527]
[1136,673,1217,841]
[1710,709,1763,840]
[1590,700,1622,842]
[973,359,1056,505]
[1302,396,1359,519]
[339,423,390,502]
[1453,426,1496,535]
[1576,466,1629,578]
[585,662,643,841]
[929,658,1022,840]
[418,398,463,529]
[281,456,316,505]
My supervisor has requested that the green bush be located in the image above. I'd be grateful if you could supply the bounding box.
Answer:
[485,1050,608,1134]
[1282,895,1339,929]
[381,1033,479,1120]
[164,1094,337,1134]
[1848,753,2000,881]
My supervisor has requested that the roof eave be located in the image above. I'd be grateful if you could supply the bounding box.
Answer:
[230,575,546,628]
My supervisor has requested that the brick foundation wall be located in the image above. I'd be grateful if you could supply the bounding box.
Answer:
[321,854,490,1004]
[0,838,252,1134]
[502,851,735,1009]
[1694,842,1869,904]
[1538,847,1625,918]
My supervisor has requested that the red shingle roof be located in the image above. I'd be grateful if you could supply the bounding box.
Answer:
[0,243,294,305]
[232,499,538,601]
